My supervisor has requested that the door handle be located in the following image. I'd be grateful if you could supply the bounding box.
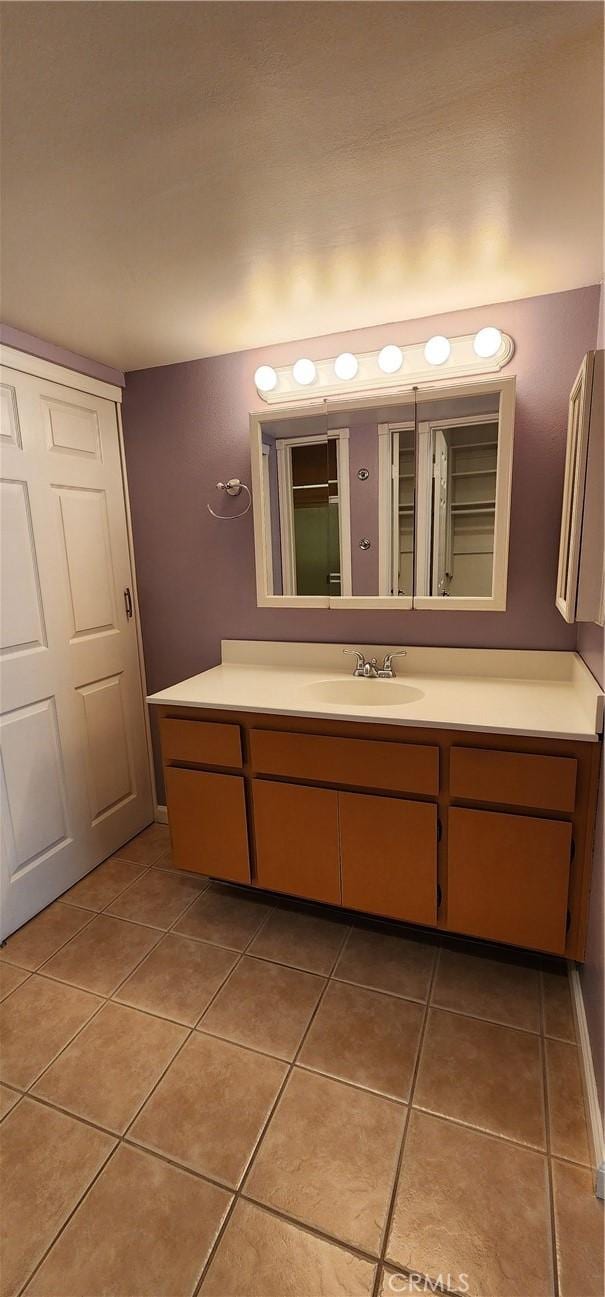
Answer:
[124,587,133,620]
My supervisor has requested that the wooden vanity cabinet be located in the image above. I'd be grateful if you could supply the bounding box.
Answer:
[447,806,572,953]
[340,792,437,926]
[157,705,601,961]
[164,767,250,882]
[252,780,340,904]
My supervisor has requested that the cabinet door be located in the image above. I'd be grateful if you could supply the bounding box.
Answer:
[340,792,437,925]
[447,807,571,954]
[556,352,594,623]
[252,780,340,904]
[165,767,250,882]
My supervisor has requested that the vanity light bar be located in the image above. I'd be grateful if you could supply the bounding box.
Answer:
[254,329,513,403]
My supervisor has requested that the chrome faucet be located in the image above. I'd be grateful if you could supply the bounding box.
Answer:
[343,648,407,679]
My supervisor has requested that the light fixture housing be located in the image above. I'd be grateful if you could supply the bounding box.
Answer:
[253,330,513,402]
[473,327,503,359]
[254,365,278,393]
[378,344,403,374]
[292,358,317,386]
[424,335,451,365]
[334,352,359,381]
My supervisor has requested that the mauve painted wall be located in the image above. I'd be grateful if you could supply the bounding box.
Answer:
[123,287,598,692]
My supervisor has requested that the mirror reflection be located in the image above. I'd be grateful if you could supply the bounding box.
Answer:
[260,409,351,597]
[253,377,513,609]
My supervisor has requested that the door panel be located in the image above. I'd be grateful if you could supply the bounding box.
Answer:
[0,698,69,872]
[165,767,250,882]
[0,478,47,653]
[0,361,153,938]
[340,791,437,925]
[252,779,340,904]
[77,675,133,821]
[54,486,117,636]
[447,806,571,954]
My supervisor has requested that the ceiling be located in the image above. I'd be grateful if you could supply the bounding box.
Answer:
[1,2,603,371]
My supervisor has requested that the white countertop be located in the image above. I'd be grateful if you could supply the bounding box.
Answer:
[148,641,604,742]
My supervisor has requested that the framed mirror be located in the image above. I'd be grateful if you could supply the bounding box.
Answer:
[250,375,515,611]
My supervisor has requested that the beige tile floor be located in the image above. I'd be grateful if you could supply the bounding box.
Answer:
[0,824,602,1297]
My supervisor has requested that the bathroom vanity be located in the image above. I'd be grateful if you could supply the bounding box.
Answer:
[149,642,603,962]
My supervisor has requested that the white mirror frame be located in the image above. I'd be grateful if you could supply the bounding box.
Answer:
[250,374,515,611]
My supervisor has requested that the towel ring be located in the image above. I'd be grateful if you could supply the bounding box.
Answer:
[207,478,252,519]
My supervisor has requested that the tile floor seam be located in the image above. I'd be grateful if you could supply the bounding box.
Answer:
[2,902,99,975]
[37,925,165,1000]
[65,864,152,912]
[101,874,210,932]
[17,991,108,1096]
[14,1131,120,1297]
[424,1000,542,1036]
[330,971,428,1005]
[374,942,440,1295]
[238,1192,383,1266]
[292,1058,408,1106]
[120,893,277,1143]
[408,1101,549,1157]
[191,958,363,1297]
[540,973,562,1297]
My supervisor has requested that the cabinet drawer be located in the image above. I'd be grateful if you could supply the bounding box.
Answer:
[160,716,242,768]
[447,806,571,954]
[249,729,438,796]
[340,792,437,925]
[165,767,250,882]
[450,746,577,813]
[252,779,340,905]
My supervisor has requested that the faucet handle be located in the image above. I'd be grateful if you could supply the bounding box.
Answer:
[381,648,407,674]
[343,648,365,671]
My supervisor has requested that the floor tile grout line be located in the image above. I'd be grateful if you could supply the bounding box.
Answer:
[239,1191,384,1267]
[121,898,278,1141]
[67,863,153,912]
[3,904,100,979]
[18,995,109,1099]
[373,944,440,1294]
[101,875,212,931]
[15,1136,120,1297]
[191,955,345,1297]
[540,972,562,1297]
[407,1103,550,1158]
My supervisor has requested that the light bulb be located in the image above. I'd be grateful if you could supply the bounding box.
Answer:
[334,352,358,381]
[292,358,316,386]
[473,327,503,359]
[424,335,451,365]
[377,344,403,374]
[254,365,277,393]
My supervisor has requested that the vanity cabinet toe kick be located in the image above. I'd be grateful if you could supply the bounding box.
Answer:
[157,708,601,961]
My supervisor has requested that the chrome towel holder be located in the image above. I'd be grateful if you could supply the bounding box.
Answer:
[207,478,251,519]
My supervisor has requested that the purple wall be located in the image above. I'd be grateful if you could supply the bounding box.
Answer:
[123,286,599,707]
[0,322,125,388]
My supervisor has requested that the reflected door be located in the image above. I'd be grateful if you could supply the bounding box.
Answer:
[0,363,153,937]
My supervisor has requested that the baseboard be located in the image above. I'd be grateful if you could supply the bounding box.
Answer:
[154,804,168,825]
[569,963,605,1199]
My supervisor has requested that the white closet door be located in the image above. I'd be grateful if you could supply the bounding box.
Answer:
[0,361,153,938]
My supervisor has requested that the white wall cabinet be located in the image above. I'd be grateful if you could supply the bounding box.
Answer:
[556,350,604,625]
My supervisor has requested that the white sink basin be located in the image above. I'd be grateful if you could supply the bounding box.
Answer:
[301,678,424,707]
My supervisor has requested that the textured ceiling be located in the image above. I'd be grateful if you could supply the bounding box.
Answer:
[1,1,603,371]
